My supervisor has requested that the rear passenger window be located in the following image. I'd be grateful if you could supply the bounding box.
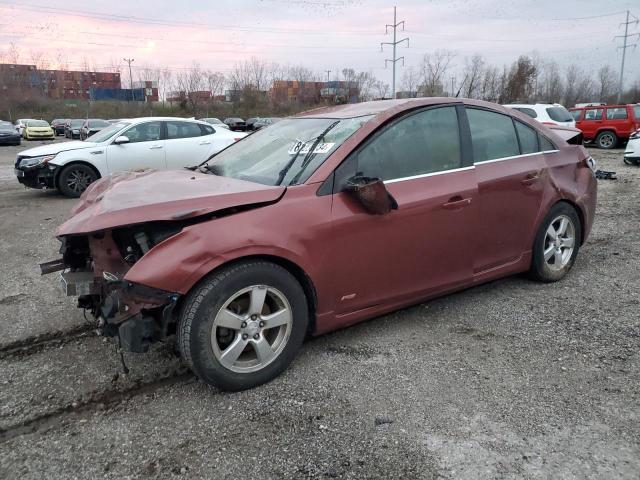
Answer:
[606,108,628,120]
[538,134,556,151]
[515,107,537,118]
[467,108,520,162]
[515,121,540,154]
[584,109,603,121]
[353,106,461,181]
[201,124,215,135]
[166,121,203,139]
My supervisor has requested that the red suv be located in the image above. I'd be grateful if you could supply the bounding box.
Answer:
[570,104,640,149]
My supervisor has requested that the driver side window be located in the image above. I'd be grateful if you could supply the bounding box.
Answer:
[123,122,162,144]
[344,106,462,184]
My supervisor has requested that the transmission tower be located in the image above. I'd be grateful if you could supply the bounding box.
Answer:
[381,6,409,99]
[615,10,639,103]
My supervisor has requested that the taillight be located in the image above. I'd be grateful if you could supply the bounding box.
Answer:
[583,155,597,172]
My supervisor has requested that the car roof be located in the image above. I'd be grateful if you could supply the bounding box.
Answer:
[295,98,471,119]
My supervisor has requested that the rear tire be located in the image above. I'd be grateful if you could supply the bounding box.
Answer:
[57,163,98,197]
[529,203,582,282]
[178,261,308,391]
[596,131,617,149]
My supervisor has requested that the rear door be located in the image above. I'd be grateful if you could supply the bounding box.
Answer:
[605,106,632,138]
[465,107,546,274]
[163,120,211,169]
[106,120,166,173]
[581,107,604,140]
[328,105,477,314]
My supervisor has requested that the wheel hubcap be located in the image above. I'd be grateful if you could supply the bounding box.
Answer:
[67,169,92,193]
[543,215,575,271]
[600,135,613,147]
[211,285,292,373]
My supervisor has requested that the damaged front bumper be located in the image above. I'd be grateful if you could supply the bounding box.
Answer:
[41,230,182,353]
[15,163,57,189]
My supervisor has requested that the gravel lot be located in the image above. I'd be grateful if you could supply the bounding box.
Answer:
[0,139,639,479]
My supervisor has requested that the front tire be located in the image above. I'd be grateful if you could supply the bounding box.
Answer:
[178,261,309,391]
[596,131,617,149]
[529,203,582,282]
[57,163,98,197]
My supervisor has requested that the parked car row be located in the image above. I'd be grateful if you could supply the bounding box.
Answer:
[504,102,640,150]
[206,116,281,132]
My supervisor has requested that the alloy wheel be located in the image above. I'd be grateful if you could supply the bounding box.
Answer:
[543,215,576,271]
[65,169,93,194]
[211,285,293,373]
[599,134,614,148]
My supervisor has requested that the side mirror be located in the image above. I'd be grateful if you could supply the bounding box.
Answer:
[344,175,398,215]
[113,135,130,145]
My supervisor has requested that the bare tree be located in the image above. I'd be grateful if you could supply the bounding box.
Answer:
[418,49,455,96]
[8,43,20,64]
[400,66,419,97]
[538,61,563,103]
[502,56,537,103]
[597,65,617,102]
[462,54,485,98]
[374,80,390,99]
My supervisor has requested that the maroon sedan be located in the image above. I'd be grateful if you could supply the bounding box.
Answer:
[43,98,597,391]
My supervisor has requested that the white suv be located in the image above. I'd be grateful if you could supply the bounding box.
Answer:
[504,103,576,128]
[15,117,245,197]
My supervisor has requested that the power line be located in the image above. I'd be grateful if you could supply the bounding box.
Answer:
[615,10,639,103]
[381,6,408,99]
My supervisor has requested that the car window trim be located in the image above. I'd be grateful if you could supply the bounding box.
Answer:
[474,149,559,166]
[384,165,475,185]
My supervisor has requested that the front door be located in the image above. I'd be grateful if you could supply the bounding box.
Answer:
[465,107,546,274]
[580,107,604,140]
[328,105,477,315]
[106,120,166,174]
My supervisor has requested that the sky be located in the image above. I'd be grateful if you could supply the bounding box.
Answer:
[0,0,638,90]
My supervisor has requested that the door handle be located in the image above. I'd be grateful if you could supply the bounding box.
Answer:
[442,196,471,210]
[149,145,163,149]
[199,141,211,145]
[521,172,541,185]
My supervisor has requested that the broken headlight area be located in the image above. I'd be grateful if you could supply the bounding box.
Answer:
[41,225,184,353]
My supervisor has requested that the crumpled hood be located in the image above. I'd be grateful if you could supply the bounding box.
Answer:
[56,170,286,235]
[20,141,97,157]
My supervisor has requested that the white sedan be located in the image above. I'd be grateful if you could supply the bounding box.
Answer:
[14,117,245,197]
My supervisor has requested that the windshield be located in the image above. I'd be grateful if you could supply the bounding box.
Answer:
[0,124,14,131]
[87,121,130,143]
[546,106,573,122]
[27,120,49,127]
[70,120,84,128]
[88,120,110,128]
[207,116,372,186]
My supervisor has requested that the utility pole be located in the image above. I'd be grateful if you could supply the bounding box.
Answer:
[325,70,331,82]
[450,76,455,97]
[381,6,409,99]
[123,57,135,101]
[614,10,639,103]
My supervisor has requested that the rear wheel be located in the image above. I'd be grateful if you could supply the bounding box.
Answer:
[57,163,98,197]
[178,261,308,391]
[529,203,582,282]
[596,131,617,149]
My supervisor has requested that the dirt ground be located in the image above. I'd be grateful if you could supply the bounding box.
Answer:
[0,139,638,479]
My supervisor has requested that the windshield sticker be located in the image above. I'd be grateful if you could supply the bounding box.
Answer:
[288,142,335,155]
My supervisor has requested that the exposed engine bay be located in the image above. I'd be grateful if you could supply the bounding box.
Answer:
[41,222,185,353]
